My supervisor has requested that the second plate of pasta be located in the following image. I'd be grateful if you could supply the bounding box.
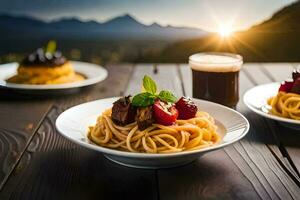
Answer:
[56,97,249,169]
[244,82,300,130]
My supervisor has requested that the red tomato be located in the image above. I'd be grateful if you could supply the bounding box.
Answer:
[153,100,178,125]
[279,80,294,92]
[175,96,198,119]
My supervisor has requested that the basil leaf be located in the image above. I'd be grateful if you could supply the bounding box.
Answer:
[143,75,157,94]
[46,40,56,54]
[158,90,177,103]
[132,92,155,107]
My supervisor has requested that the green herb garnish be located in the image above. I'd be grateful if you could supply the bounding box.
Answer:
[45,40,56,54]
[143,75,157,94]
[158,90,177,103]
[132,92,156,107]
[132,75,177,107]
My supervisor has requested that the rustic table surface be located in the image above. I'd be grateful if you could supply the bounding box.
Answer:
[0,63,300,200]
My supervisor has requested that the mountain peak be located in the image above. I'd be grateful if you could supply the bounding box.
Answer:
[150,22,161,28]
[120,14,135,20]
[102,13,145,28]
[106,14,139,24]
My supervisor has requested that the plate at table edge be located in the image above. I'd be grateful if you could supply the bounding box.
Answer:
[0,61,108,90]
[55,97,250,169]
[243,82,300,130]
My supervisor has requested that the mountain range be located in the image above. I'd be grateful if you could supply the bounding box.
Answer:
[0,14,207,40]
[1,1,300,63]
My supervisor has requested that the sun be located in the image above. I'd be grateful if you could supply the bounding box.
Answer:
[218,24,233,38]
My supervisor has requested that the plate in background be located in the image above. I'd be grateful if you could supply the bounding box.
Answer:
[0,61,107,93]
[244,83,300,130]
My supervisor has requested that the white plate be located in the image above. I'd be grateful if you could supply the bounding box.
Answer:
[243,82,300,129]
[56,97,249,169]
[0,61,107,90]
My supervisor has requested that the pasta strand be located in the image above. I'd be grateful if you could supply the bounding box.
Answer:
[88,109,220,153]
[268,92,300,120]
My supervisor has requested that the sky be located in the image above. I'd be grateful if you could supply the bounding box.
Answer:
[0,0,297,32]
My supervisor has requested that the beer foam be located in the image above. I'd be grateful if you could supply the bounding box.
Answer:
[189,54,242,72]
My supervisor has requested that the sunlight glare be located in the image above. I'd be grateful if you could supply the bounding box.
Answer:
[218,24,233,38]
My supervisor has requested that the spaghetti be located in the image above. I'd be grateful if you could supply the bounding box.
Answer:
[88,109,220,153]
[268,92,300,120]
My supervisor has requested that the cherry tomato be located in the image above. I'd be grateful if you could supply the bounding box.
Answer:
[291,77,300,94]
[175,96,198,119]
[153,100,178,125]
[279,79,294,92]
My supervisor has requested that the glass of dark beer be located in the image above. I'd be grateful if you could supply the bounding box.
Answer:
[189,52,243,108]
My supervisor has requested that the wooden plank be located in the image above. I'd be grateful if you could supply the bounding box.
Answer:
[158,151,262,199]
[179,64,192,97]
[261,63,295,82]
[243,64,299,179]
[0,65,158,200]
[0,94,53,189]
[243,63,273,84]
[224,66,299,197]
[158,64,300,200]
[2,63,300,200]
[259,63,300,175]
[126,64,183,96]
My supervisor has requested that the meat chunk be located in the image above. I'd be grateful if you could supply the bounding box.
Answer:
[111,96,136,126]
[136,106,154,130]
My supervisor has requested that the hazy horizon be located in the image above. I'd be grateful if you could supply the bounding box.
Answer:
[0,0,297,32]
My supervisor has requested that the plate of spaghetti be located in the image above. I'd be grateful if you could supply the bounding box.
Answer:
[244,69,300,129]
[56,75,249,169]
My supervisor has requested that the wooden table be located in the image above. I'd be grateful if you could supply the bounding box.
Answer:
[0,63,300,200]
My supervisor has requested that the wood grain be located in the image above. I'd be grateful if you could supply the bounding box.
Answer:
[225,64,299,197]
[1,63,300,200]
[242,64,297,176]
[260,63,295,81]
[125,64,183,96]
[0,96,53,189]
[0,64,158,200]
[259,63,300,176]
[158,64,300,200]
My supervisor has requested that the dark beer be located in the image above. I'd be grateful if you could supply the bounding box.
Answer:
[189,53,242,108]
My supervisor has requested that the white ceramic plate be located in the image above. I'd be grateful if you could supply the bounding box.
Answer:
[243,82,300,129]
[0,61,107,90]
[56,97,249,169]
